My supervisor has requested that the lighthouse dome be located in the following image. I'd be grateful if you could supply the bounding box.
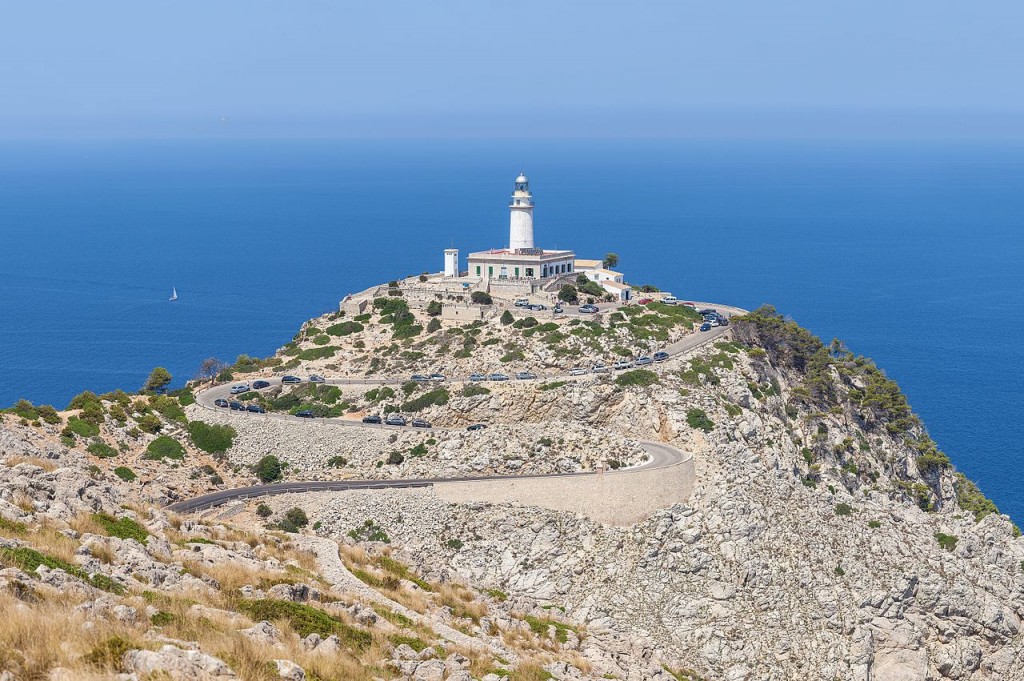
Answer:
[515,172,528,185]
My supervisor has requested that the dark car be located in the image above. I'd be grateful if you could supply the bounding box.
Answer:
[229,401,244,411]
[412,418,432,428]
[308,375,326,383]
[699,322,712,332]
[246,404,266,414]
[528,303,547,311]
[717,316,729,326]
[411,374,430,382]
[466,423,487,431]
[515,371,537,380]
[385,415,407,426]
[429,373,446,382]
[214,398,229,408]
[698,308,717,316]
[282,375,302,384]
[653,351,670,362]
[252,380,271,389]
[634,356,654,366]
[361,415,383,424]
[295,409,315,418]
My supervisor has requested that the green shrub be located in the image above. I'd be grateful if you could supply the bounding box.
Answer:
[326,321,364,337]
[67,417,100,438]
[387,451,405,465]
[275,507,309,533]
[87,441,118,459]
[471,291,492,305]
[136,413,162,434]
[237,599,371,649]
[538,381,566,391]
[615,369,659,388]
[558,285,579,304]
[0,546,123,594]
[686,408,714,432]
[501,349,526,362]
[149,395,187,424]
[426,300,442,316]
[297,346,337,361]
[144,436,185,461]
[500,310,514,325]
[347,519,390,543]
[142,367,173,392]
[256,503,273,518]
[953,473,1000,522]
[84,636,135,670]
[834,503,853,516]
[523,614,577,644]
[327,455,348,468]
[187,421,236,454]
[868,520,882,528]
[401,388,450,412]
[462,384,491,397]
[253,455,283,483]
[409,443,427,457]
[426,318,442,333]
[113,466,136,482]
[935,532,958,552]
[92,513,149,542]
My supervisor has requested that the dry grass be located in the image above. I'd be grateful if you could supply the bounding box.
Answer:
[10,491,37,513]
[4,455,57,471]
[437,584,488,623]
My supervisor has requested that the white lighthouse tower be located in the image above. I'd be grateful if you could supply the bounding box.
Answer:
[509,172,535,252]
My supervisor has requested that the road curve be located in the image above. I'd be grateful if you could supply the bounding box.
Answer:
[171,303,743,514]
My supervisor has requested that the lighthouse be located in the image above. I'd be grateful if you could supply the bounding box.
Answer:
[509,172,535,252]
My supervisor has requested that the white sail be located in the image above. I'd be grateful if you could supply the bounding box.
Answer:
[169,286,178,301]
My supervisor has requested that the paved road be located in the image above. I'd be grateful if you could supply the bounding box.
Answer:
[173,302,744,513]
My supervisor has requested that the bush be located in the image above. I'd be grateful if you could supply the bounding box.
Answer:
[187,421,236,454]
[471,291,492,305]
[409,443,427,457]
[953,473,1000,522]
[401,387,450,412]
[113,466,136,482]
[538,381,566,391]
[275,507,309,533]
[237,599,371,649]
[462,384,491,398]
[558,285,579,304]
[426,300,442,316]
[298,346,337,361]
[144,436,185,461]
[327,455,348,468]
[834,503,853,516]
[67,417,100,438]
[143,367,173,392]
[0,546,124,594]
[615,369,659,388]
[500,349,525,363]
[92,513,149,542]
[387,451,405,465]
[149,395,187,424]
[87,441,118,459]
[348,519,390,543]
[253,455,283,483]
[136,413,162,434]
[256,503,273,518]
[686,408,715,432]
[935,532,958,552]
[426,317,441,333]
[500,310,515,325]
[326,321,364,337]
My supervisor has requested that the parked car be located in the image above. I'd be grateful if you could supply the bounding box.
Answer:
[488,373,509,381]
[429,373,446,381]
[579,304,599,314]
[282,375,302,384]
[411,418,432,428]
[662,296,678,305]
[466,423,487,431]
[246,404,266,414]
[709,319,720,327]
[700,322,712,332]
[515,371,537,380]
[411,374,430,382]
[229,401,244,411]
[698,308,717,316]
[361,415,383,424]
[308,375,325,383]
[469,373,487,382]
[295,409,315,418]
[613,360,632,370]
[717,316,729,326]
[682,301,697,308]
[214,398,229,408]
[653,351,670,362]
[529,303,547,311]
[592,363,609,373]
[514,298,530,307]
[569,367,588,376]
[229,384,250,395]
[553,305,564,314]
[384,415,407,426]
[634,356,654,366]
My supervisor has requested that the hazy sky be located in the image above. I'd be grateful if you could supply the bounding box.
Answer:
[2,1,1022,138]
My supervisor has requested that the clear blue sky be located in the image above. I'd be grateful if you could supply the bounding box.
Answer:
[2,1,1022,138]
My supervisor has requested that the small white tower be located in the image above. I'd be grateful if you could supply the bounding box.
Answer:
[509,171,535,252]
[443,248,459,277]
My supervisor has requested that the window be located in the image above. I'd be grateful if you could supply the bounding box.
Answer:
[488,266,493,277]
[514,267,519,277]
[525,267,534,277]
[475,266,480,276]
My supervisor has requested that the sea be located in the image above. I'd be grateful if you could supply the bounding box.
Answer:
[0,139,1021,521]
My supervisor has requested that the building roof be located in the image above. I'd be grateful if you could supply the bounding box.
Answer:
[468,248,575,262]
[592,268,623,277]
[602,281,630,290]
[574,259,602,268]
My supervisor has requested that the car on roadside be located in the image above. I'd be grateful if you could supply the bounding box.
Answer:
[282,375,302,384]
[613,360,632,370]
[384,415,407,426]
[569,367,588,376]
[295,409,315,418]
[698,308,717,316]
[229,384,250,394]
[682,301,697,308]
[469,373,487,382]
[579,304,599,314]
[309,375,326,383]
[411,418,432,428]
[653,351,670,362]
[529,303,547,311]
[246,404,266,414]
[361,415,383,424]
[515,371,537,380]
[429,373,446,382]
[592,363,609,373]
[662,296,679,305]
[229,401,245,411]
[553,305,564,314]
[514,298,530,307]
[709,319,720,327]
[252,380,271,389]
[411,374,430,382]
[717,316,729,326]
[634,356,654,366]
[214,398,229,408]
[700,322,712,332]
[488,373,509,381]
[466,423,487,431]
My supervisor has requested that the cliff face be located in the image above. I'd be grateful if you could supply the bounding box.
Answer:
[1,299,1022,680]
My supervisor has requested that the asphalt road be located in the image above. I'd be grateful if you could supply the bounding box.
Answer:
[172,302,743,513]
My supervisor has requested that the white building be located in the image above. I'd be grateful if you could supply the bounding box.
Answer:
[465,173,576,282]
[575,260,631,302]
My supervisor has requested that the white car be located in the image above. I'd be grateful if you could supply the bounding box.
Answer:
[229,384,250,394]
[514,298,530,307]
[592,363,610,373]
[662,296,678,305]
[569,367,588,376]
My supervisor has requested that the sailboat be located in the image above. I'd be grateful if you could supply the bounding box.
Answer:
[169,286,178,302]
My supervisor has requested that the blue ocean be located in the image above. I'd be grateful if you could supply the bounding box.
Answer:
[0,139,1021,520]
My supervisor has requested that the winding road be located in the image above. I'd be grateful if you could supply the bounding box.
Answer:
[169,303,743,516]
